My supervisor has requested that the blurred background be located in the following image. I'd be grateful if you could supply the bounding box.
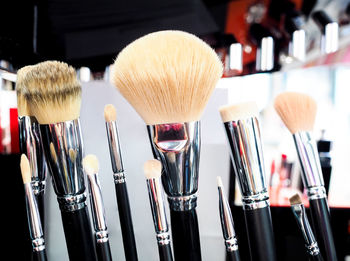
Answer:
[1,0,350,260]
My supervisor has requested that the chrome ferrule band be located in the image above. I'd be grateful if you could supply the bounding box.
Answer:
[226,238,239,252]
[32,238,46,252]
[105,121,124,173]
[307,242,321,256]
[87,172,108,232]
[307,186,327,200]
[113,171,126,184]
[242,193,270,210]
[291,204,318,249]
[293,132,324,189]
[156,232,171,246]
[223,118,268,199]
[218,186,236,240]
[146,177,169,234]
[96,230,109,244]
[24,183,44,241]
[39,119,86,210]
[18,116,48,195]
[147,121,200,211]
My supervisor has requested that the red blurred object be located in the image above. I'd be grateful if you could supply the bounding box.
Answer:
[10,108,19,154]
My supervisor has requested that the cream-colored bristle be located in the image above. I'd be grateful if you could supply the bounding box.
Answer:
[217,176,223,188]
[144,159,162,179]
[20,154,32,184]
[19,61,82,124]
[219,101,259,122]
[274,92,317,134]
[16,65,34,116]
[82,154,99,176]
[289,193,302,205]
[111,30,223,125]
[104,104,117,122]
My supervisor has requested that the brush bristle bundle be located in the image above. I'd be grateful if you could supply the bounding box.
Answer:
[144,159,162,179]
[217,176,223,188]
[219,101,259,122]
[18,61,82,124]
[111,30,223,125]
[16,65,35,116]
[289,193,302,205]
[82,154,99,176]
[274,92,317,134]
[104,104,117,122]
[20,154,32,184]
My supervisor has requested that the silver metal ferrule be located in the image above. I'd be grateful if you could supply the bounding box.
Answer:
[291,204,320,256]
[24,183,45,251]
[18,116,48,195]
[218,185,239,252]
[147,121,200,211]
[223,117,269,210]
[293,132,326,199]
[105,121,125,184]
[146,177,170,245]
[87,172,109,243]
[39,119,86,211]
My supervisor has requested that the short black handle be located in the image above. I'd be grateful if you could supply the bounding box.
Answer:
[32,250,47,261]
[61,206,97,261]
[158,244,174,261]
[309,198,338,261]
[96,241,113,261]
[115,182,138,261]
[310,253,324,261]
[244,206,277,261]
[170,208,201,261]
[226,250,240,261]
[36,192,45,231]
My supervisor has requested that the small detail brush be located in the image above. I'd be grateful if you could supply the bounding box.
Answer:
[83,154,113,261]
[23,61,97,261]
[144,159,174,261]
[16,66,48,228]
[217,176,240,261]
[219,102,277,261]
[274,92,337,261]
[111,30,223,261]
[104,104,138,261]
[289,193,324,261]
[20,154,47,261]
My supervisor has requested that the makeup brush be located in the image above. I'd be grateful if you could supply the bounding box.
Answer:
[83,154,113,261]
[16,66,48,228]
[104,104,138,261]
[219,102,277,261]
[144,159,173,261]
[217,176,240,261]
[111,30,223,261]
[20,154,47,261]
[22,61,97,261]
[289,194,324,261]
[274,92,337,261]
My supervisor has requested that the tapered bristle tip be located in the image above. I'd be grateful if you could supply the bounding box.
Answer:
[82,154,99,175]
[217,176,223,188]
[144,159,162,179]
[20,154,31,184]
[219,101,259,122]
[104,104,117,122]
[289,193,302,205]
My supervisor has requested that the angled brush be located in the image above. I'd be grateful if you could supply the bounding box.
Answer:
[104,104,137,261]
[219,102,277,261]
[22,61,97,261]
[274,92,337,261]
[111,30,223,261]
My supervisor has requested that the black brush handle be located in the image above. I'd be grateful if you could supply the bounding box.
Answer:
[170,208,201,261]
[115,182,138,261]
[310,253,324,261]
[61,206,97,261]
[226,250,240,261]
[309,198,337,261]
[32,250,47,261]
[244,206,277,261]
[96,241,113,261]
[36,192,45,231]
[158,244,174,261]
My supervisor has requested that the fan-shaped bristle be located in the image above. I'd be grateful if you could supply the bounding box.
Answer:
[111,30,223,125]
[274,92,317,134]
[20,154,32,184]
[82,154,99,176]
[104,104,117,122]
[19,61,82,124]
[219,101,259,122]
[144,159,162,179]
[289,193,302,205]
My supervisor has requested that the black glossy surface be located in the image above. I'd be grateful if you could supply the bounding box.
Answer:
[158,244,174,261]
[96,241,113,261]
